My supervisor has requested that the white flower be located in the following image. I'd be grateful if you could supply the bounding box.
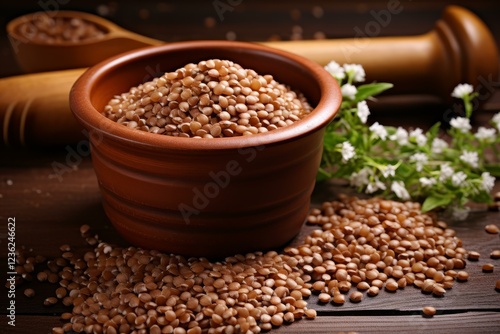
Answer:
[493,112,500,131]
[341,84,357,100]
[356,100,370,124]
[366,177,386,194]
[459,150,479,168]
[481,172,495,192]
[409,128,427,146]
[369,122,388,140]
[452,171,467,187]
[339,141,356,163]
[439,163,454,181]
[324,61,345,80]
[409,152,428,172]
[391,181,410,200]
[475,127,496,142]
[450,117,471,133]
[431,137,448,154]
[449,205,470,220]
[381,164,397,178]
[343,63,366,82]
[350,167,371,188]
[451,83,474,99]
[419,177,436,188]
[389,127,409,145]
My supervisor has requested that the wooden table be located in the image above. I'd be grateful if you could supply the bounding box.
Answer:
[1,148,500,333]
[1,1,500,333]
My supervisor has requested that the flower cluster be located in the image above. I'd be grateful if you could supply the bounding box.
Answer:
[319,61,499,219]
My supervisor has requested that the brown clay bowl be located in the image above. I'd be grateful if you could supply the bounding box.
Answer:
[70,40,341,258]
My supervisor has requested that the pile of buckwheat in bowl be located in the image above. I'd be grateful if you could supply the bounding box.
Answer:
[103,59,313,138]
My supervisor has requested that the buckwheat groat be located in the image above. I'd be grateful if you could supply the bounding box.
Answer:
[104,59,312,138]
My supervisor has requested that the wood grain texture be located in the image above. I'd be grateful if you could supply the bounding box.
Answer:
[3,312,500,334]
[1,148,499,333]
[1,1,500,333]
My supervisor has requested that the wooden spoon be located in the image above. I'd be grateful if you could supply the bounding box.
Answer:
[7,10,163,73]
[2,5,498,146]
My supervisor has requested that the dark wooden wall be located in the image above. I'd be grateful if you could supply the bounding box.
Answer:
[1,1,499,78]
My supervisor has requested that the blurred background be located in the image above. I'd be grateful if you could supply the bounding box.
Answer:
[1,0,499,76]
[1,1,499,127]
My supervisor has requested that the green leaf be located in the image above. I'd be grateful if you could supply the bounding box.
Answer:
[322,131,346,150]
[355,83,393,102]
[316,168,331,182]
[421,193,455,212]
[427,122,441,139]
[341,101,353,109]
[470,190,494,204]
[395,163,414,178]
[485,164,500,177]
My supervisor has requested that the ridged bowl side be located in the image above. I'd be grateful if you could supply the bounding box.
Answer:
[91,128,324,257]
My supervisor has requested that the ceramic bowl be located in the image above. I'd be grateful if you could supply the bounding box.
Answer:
[70,40,341,258]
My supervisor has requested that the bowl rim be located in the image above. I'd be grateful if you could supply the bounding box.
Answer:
[70,40,342,151]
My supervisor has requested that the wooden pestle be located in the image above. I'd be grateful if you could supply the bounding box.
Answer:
[1,5,498,147]
[265,5,499,98]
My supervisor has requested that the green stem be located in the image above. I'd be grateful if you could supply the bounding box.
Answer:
[463,96,472,118]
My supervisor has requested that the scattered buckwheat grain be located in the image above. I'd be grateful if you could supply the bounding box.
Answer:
[491,250,500,259]
[482,263,494,273]
[485,224,499,234]
[15,196,478,333]
[422,306,436,317]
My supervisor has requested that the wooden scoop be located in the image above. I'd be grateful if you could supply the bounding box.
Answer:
[1,5,498,146]
[7,10,163,73]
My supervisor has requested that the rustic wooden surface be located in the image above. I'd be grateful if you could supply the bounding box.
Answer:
[1,150,500,333]
[1,1,500,333]
[1,151,500,333]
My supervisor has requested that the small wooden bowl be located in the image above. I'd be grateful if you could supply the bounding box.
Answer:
[70,40,341,258]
